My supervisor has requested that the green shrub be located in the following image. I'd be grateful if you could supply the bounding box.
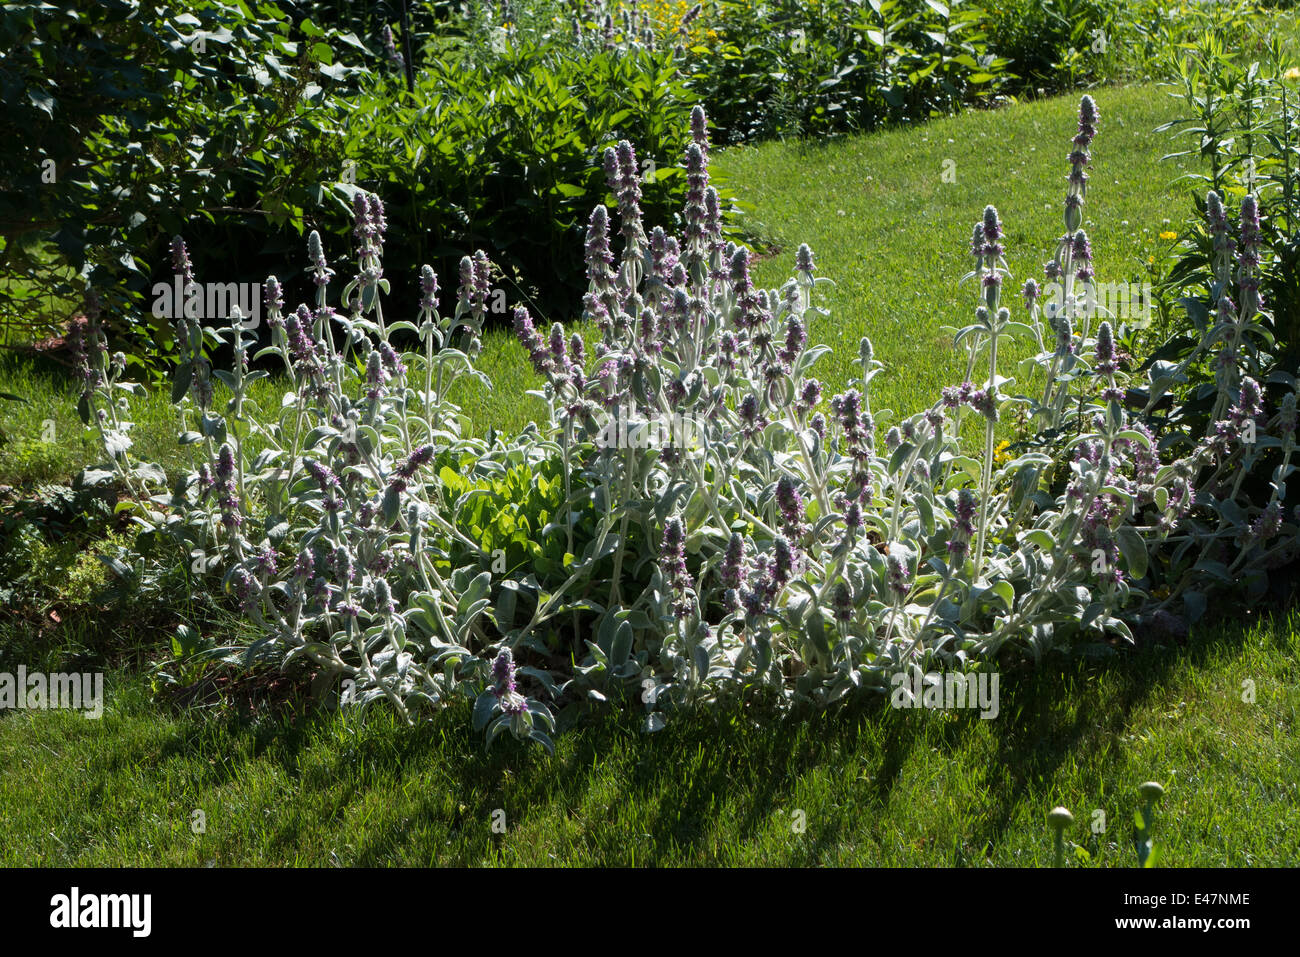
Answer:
[336,37,710,323]
[0,0,373,353]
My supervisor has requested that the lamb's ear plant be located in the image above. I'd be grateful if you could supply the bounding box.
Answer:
[73,98,1299,749]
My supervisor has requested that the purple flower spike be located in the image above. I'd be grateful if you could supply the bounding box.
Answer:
[886,548,911,601]
[1095,320,1118,375]
[690,104,709,157]
[721,533,746,590]
[776,475,805,537]
[660,516,695,619]
[795,243,815,275]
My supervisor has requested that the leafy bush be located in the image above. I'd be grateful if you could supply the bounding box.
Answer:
[72,100,1297,750]
[1151,30,1300,363]
[0,0,372,350]
[338,37,711,322]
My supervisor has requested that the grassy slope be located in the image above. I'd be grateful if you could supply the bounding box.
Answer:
[711,81,1196,422]
[2,81,1298,866]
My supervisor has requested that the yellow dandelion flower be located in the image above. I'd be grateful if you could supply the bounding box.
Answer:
[1148,255,1155,264]
[993,440,1012,466]
[1159,230,1177,240]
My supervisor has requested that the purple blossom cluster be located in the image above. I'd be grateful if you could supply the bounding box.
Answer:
[941,381,998,422]
[605,139,647,254]
[305,459,344,512]
[490,648,527,715]
[659,516,695,620]
[387,444,435,495]
[946,488,977,565]
[213,443,242,531]
[775,475,805,538]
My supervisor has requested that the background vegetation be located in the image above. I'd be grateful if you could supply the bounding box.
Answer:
[1,0,1298,866]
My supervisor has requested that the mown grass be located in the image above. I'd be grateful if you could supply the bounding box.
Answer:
[0,608,1295,866]
[1,80,1297,866]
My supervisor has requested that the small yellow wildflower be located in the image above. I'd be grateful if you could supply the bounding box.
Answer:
[993,440,1012,466]
[1285,67,1300,82]
[1148,255,1155,264]
[1159,230,1177,240]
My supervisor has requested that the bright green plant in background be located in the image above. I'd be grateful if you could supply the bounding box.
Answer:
[1152,29,1300,366]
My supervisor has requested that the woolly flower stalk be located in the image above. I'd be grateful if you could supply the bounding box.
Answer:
[737,393,768,439]
[170,235,194,285]
[305,459,343,512]
[381,23,403,68]
[1055,314,1074,357]
[689,103,709,157]
[779,315,807,366]
[378,341,405,377]
[1094,320,1118,375]
[1247,501,1283,545]
[1237,194,1263,316]
[307,230,334,287]
[721,533,746,590]
[1058,95,1100,241]
[352,191,373,247]
[768,537,795,591]
[387,444,435,494]
[659,516,695,619]
[1231,377,1264,429]
[513,306,551,375]
[682,141,710,279]
[213,443,242,530]
[776,475,805,537]
[969,222,985,266]
[1022,278,1039,311]
[364,349,389,401]
[731,246,763,329]
[607,140,647,252]
[702,187,724,265]
[797,378,822,414]
[1072,229,1094,283]
[886,547,911,601]
[490,647,527,714]
[947,488,978,564]
[795,242,815,280]
[418,264,440,314]
[1206,190,1235,287]
[584,204,617,296]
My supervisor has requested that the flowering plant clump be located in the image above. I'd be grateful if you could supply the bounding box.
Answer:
[76,99,1297,748]
[84,191,558,749]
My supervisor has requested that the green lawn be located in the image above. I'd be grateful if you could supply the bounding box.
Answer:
[1,609,1295,866]
[2,80,1297,866]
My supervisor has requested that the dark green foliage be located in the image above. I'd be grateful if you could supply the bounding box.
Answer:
[0,0,373,351]
[338,39,705,324]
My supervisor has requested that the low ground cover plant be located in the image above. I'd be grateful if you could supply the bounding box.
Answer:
[70,96,1297,751]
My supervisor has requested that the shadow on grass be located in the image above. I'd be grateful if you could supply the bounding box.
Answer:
[6,571,1293,865]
